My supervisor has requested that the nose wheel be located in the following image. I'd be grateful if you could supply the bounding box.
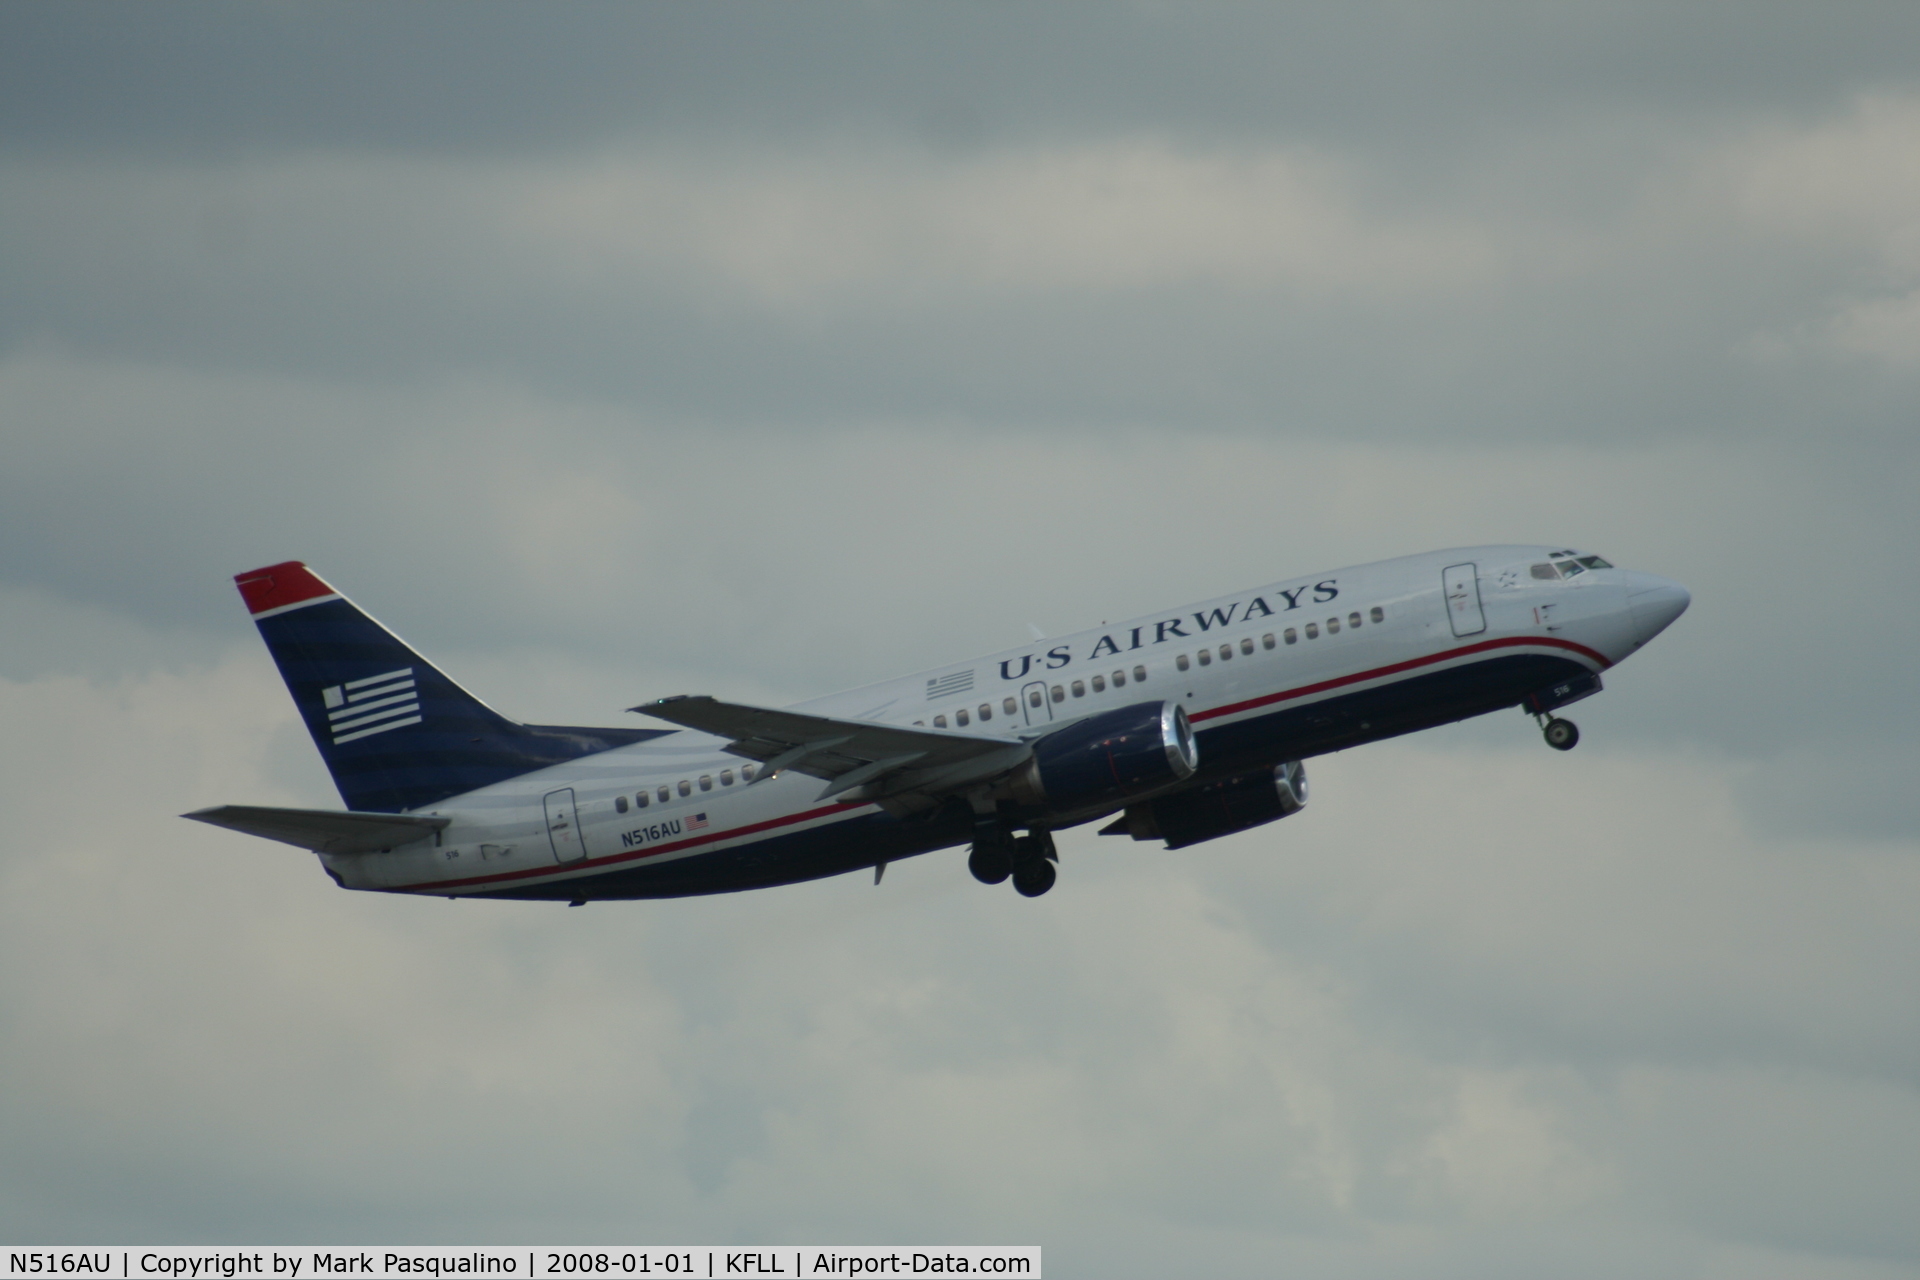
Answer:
[1538,715,1579,751]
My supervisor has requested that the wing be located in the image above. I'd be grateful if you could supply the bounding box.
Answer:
[633,695,1032,804]
[183,804,450,855]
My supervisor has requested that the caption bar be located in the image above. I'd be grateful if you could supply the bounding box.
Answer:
[3,1251,1038,1280]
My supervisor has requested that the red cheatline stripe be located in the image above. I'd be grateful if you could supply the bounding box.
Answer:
[1188,635,1609,725]
[392,798,866,893]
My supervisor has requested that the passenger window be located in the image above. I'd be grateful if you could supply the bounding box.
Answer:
[1349,612,1361,629]
[699,775,712,791]
[1531,563,1560,579]
[956,708,969,726]
[721,769,734,786]
[677,780,691,797]
[742,766,756,782]
[1218,644,1232,661]
[1051,686,1065,702]
[1133,665,1147,681]
[1071,680,1086,697]
[1003,697,1018,715]
[1284,628,1297,644]
[1241,638,1254,655]
[1176,654,1190,671]
[636,792,650,808]
[1197,649,1211,666]
[1111,670,1125,687]
[934,714,948,728]
[1262,633,1275,649]
[1091,674,1106,692]
[913,720,924,727]
[615,795,629,814]
[1370,606,1384,623]
[1028,691,1043,708]
[657,785,670,802]
[1305,623,1319,639]
[978,703,991,721]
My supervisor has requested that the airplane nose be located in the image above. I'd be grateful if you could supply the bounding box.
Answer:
[1626,573,1691,644]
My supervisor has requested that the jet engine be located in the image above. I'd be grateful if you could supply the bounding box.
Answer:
[1106,760,1307,849]
[1007,700,1198,815]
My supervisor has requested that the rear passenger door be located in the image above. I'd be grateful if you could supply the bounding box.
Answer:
[543,787,587,863]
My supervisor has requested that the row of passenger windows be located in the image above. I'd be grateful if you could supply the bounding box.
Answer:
[1172,606,1386,669]
[915,604,1390,722]
[611,603,1389,812]
[613,764,759,813]
[917,665,1152,726]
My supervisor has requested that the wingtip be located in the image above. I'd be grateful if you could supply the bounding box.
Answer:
[629,695,696,715]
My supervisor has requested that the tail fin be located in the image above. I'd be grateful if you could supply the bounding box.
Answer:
[236,562,662,813]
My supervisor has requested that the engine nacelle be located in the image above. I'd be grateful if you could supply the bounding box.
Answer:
[1111,760,1308,849]
[1008,700,1198,815]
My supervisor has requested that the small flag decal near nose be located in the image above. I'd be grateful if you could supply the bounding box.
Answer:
[686,812,710,831]
[322,667,421,743]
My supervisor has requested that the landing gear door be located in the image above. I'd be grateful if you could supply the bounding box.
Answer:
[1021,681,1053,727]
[1443,563,1487,637]
[543,787,587,863]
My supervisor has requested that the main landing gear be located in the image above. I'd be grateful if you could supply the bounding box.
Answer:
[1535,714,1579,751]
[969,824,1058,897]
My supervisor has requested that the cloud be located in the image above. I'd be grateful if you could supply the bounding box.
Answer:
[0,661,1912,1271]
[4,7,1919,1268]
[516,141,1498,309]
[9,95,1920,434]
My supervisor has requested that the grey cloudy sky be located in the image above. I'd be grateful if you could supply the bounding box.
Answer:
[2,5,1917,1276]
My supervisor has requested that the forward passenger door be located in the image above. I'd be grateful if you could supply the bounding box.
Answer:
[1443,563,1487,637]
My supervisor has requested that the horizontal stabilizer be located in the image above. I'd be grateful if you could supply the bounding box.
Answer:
[182,805,450,855]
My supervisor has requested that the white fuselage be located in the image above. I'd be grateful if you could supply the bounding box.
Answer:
[317,545,1686,900]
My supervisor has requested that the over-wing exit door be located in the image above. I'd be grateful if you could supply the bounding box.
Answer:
[1443,563,1487,637]
[1022,681,1053,727]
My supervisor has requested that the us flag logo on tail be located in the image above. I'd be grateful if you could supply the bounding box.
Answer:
[322,667,421,743]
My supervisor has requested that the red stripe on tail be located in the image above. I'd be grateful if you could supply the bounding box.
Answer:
[235,561,338,616]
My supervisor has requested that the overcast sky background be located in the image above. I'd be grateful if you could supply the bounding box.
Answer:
[2,4,1918,1275]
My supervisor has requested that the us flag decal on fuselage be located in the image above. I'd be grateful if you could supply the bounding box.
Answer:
[322,667,421,743]
[686,812,709,831]
[926,669,974,700]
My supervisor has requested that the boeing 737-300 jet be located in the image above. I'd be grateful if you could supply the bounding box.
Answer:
[185,548,1689,900]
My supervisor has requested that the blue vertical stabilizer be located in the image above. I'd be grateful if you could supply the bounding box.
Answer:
[236,562,663,813]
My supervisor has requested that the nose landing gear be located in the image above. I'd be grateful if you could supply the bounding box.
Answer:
[1537,714,1579,751]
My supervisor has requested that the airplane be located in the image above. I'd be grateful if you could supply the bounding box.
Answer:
[184,547,1689,901]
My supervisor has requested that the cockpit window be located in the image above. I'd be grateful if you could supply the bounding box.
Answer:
[1530,563,1560,580]
[1577,555,1612,569]
[1553,559,1585,577]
